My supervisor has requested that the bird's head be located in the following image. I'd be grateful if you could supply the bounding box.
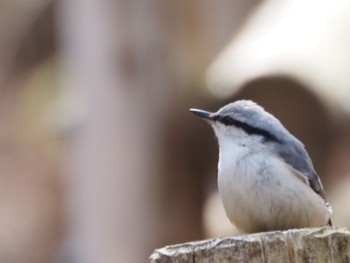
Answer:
[190,100,287,149]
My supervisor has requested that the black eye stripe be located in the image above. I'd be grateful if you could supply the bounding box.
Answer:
[216,115,281,143]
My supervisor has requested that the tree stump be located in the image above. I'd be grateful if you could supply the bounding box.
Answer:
[149,227,350,263]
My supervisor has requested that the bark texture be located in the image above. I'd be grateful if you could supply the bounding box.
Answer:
[149,227,350,263]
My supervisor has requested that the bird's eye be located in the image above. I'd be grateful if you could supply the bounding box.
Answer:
[219,116,235,126]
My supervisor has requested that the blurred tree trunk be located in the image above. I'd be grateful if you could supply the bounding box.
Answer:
[58,1,167,262]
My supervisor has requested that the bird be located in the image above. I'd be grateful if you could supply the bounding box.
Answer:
[189,100,332,234]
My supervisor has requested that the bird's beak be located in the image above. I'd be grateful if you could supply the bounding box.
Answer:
[189,108,215,121]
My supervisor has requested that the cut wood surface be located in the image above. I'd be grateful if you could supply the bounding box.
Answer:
[149,227,350,263]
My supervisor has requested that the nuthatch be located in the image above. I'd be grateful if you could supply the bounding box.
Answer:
[190,100,332,233]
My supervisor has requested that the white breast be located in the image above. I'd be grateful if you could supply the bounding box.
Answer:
[217,141,330,233]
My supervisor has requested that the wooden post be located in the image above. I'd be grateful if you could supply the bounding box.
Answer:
[149,228,350,263]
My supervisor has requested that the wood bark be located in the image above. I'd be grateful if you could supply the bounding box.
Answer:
[149,227,350,263]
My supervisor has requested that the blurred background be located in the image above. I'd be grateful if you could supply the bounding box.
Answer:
[1,0,350,262]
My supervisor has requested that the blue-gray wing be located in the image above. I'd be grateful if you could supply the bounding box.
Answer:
[275,138,328,201]
[276,138,332,226]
